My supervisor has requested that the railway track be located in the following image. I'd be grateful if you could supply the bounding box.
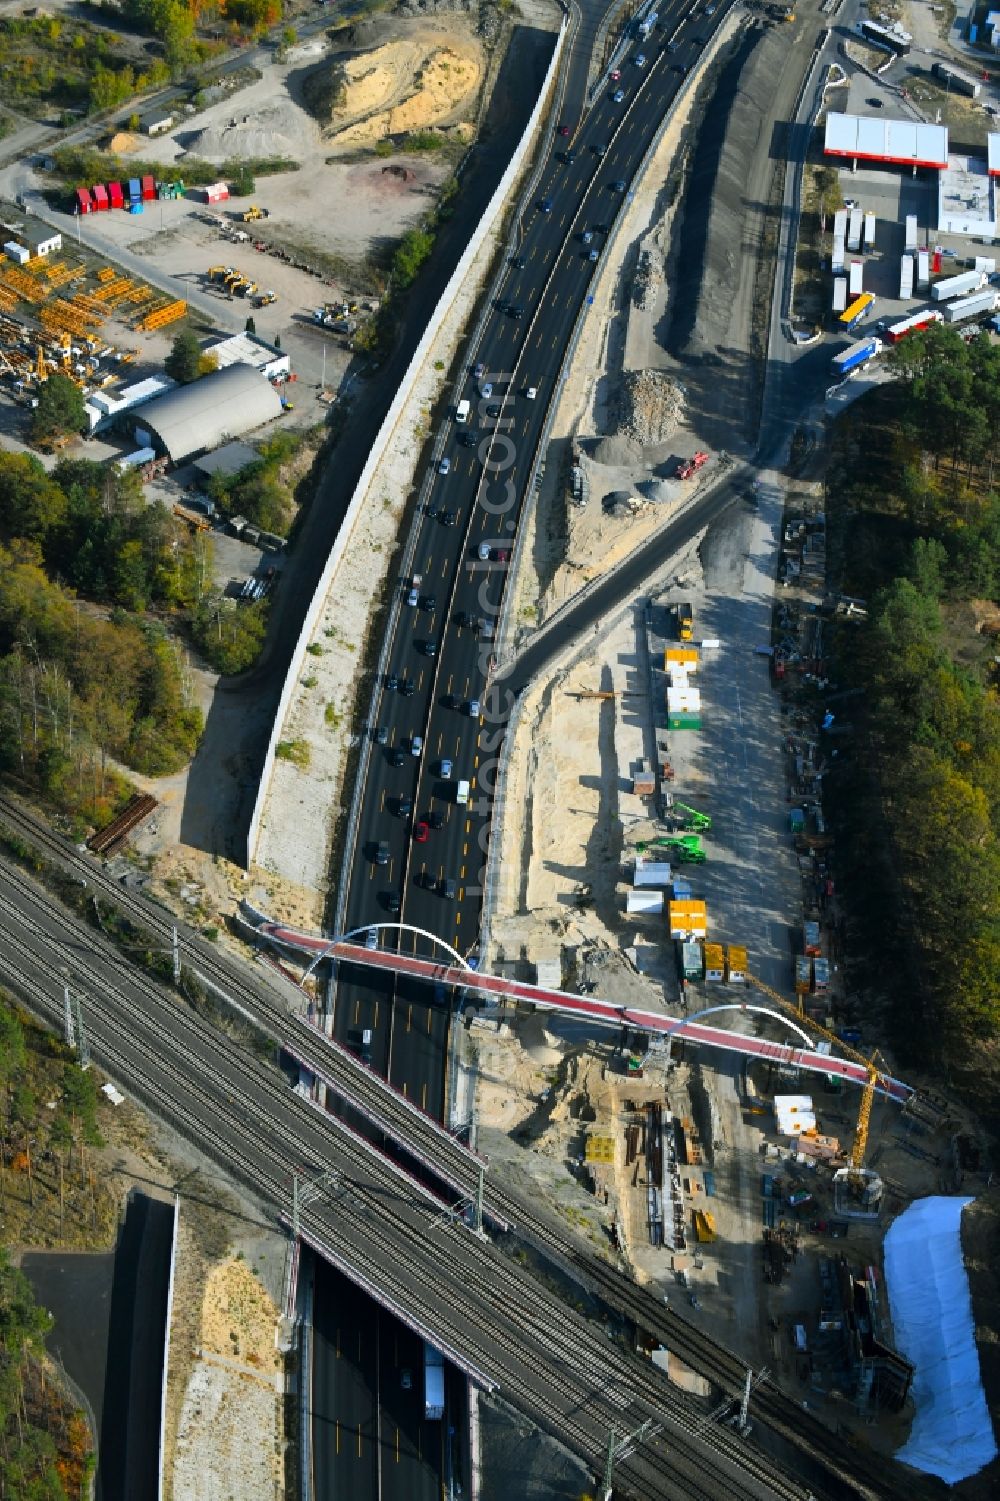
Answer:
[0,797,940,1501]
[0,849,808,1501]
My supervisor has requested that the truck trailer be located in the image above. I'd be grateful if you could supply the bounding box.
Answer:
[424,1344,445,1421]
[931,269,987,302]
[849,260,863,296]
[863,211,876,249]
[899,255,914,300]
[847,208,863,252]
[917,249,930,287]
[832,277,848,313]
[932,60,981,97]
[832,234,845,275]
[942,289,999,323]
[905,215,918,253]
[831,336,882,378]
[839,291,873,329]
[883,308,943,342]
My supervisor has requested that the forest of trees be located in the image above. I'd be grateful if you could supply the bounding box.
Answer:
[830,325,1000,1089]
[0,453,209,822]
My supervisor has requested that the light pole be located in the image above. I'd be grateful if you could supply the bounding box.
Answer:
[600,1417,662,1501]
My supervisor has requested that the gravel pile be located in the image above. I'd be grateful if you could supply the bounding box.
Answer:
[632,246,663,311]
[615,369,685,445]
[187,102,311,161]
[589,433,642,467]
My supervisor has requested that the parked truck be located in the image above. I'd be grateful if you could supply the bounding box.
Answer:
[831,336,882,378]
[832,277,847,313]
[931,269,987,302]
[863,211,876,249]
[905,215,918,253]
[917,248,930,287]
[883,307,942,342]
[849,260,863,296]
[831,234,845,275]
[942,289,999,323]
[899,255,914,300]
[675,601,693,641]
[847,207,863,252]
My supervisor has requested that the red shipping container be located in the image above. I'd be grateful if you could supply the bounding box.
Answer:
[108,181,124,209]
[141,174,156,201]
[932,248,942,275]
[91,184,109,211]
[74,187,92,215]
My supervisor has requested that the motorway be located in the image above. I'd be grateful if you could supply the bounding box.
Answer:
[0,796,939,1501]
[0,846,837,1501]
[334,0,738,1119]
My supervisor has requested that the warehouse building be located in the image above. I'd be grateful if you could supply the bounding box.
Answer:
[823,113,949,171]
[130,364,283,464]
[84,374,176,435]
[938,155,996,238]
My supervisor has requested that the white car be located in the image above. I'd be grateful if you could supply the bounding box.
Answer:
[438,456,451,476]
[440,758,453,777]
[480,381,493,399]
[467,699,480,718]
[478,542,491,560]
[526,386,537,400]
[411,734,423,757]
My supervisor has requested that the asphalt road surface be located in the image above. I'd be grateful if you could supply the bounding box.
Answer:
[333,0,737,1122]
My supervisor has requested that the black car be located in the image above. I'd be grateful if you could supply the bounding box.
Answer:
[507,304,524,319]
[385,673,398,691]
[454,612,476,630]
[373,724,388,745]
[438,509,458,527]
[441,691,459,709]
[428,810,445,830]
[420,639,438,658]
[371,840,390,866]
[439,877,457,900]
[593,143,608,157]
[458,430,477,448]
[383,891,401,914]
[485,404,502,418]
[671,61,688,73]
[510,254,526,268]
[396,795,413,818]
[399,677,415,696]
[420,593,436,610]
[610,180,627,193]
[389,747,406,767]
[868,96,884,109]
[562,150,576,165]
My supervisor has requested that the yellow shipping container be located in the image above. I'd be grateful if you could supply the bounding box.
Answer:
[694,1209,717,1242]
[668,900,707,939]
[703,942,725,981]
[726,945,748,983]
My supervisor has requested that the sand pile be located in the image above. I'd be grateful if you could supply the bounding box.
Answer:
[615,370,685,446]
[632,246,663,311]
[187,100,318,161]
[109,131,140,155]
[326,32,483,145]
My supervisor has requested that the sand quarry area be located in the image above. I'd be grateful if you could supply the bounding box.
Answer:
[325,23,484,146]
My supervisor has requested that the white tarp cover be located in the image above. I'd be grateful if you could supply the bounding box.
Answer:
[885,1196,997,1483]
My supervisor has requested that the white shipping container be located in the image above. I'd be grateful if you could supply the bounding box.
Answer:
[917,250,930,287]
[899,254,913,300]
[832,277,848,313]
[634,857,673,888]
[849,261,863,295]
[942,290,1000,323]
[833,208,848,240]
[905,215,918,252]
[832,234,845,275]
[864,212,876,249]
[626,889,664,915]
[974,257,996,274]
[847,207,863,252]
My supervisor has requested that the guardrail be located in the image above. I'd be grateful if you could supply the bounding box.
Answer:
[249,17,569,872]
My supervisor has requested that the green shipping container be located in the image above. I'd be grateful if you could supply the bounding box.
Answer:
[668,712,701,730]
[681,940,703,981]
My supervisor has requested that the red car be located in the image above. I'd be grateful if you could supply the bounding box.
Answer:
[610,68,621,81]
[496,549,510,562]
[413,821,430,843]
[558,123,570,136]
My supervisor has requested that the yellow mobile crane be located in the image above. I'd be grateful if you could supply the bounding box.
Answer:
[746,970,888,1178]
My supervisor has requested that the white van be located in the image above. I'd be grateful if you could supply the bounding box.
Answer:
[456,779,470,805]
[456,398,471,423]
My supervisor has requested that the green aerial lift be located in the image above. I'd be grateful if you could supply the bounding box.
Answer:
[636,834,707,864]
[670,802,712,833]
